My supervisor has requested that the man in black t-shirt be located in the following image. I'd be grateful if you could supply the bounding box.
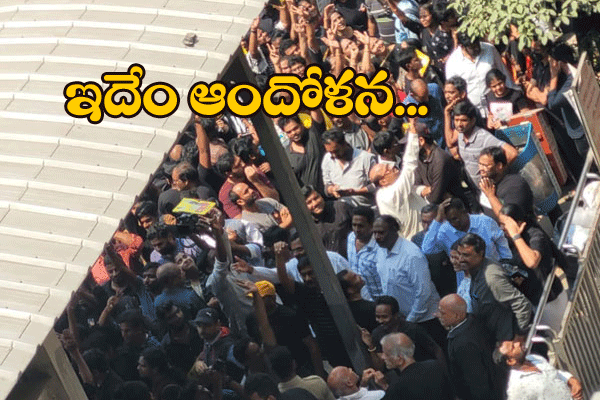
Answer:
[301,185,353,258]
[245,280,324,376]
[478,146,534,220]
[278,112,326,193]
[275,249,352,368]
[365,296,444,364]
[336,269,378,332]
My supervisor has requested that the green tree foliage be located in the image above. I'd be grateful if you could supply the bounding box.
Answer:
[449,0,600,49]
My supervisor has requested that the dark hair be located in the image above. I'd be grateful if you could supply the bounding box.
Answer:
[457,32,480,48]
[197,117,219,139]
[403,38,422,49]
[336,269,351,296]
[285,54,307,67]
[479,146,507,166]
[445,197,467,213]
[416,122,433,145]
[214,151,235,177]
[321,128,346,145]
[453,100,478,119]
[421,203,438,215]
[300,184,318,199]
[432,0,457,23]
[376,295,400,315]
[263,226,290,248]
[457,233,486,255]
[500,203,529,224]
[446,76,467,94]
[277,115,302,131]
[82,348,109,374]
[135,201,158,219]
[146,222,174,241]
[376,215,400,232]
[353,206,375,225]
[229,136,255,164]
[420,2,437,23]
[279,38,298,57]
[113,381,151,400]
[450,239,461,251]
[268,346,295,380]
[143,262,160,273]
[397,47,418,70]
[297,255,311,273]
[141,347,169,374]
[244,373,281,398]
[117,309,146,329]
[485,68,507,87]
[174,162,199,184]
[156,300,176,322]
[551,42,576,65]
[372,131,395,155]
[229,187,241,205]
[270,29,289,42]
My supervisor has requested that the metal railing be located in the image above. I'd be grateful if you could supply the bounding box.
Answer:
[526,150,600,398]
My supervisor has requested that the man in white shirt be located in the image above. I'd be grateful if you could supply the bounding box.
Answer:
[445,33,516,113]
[497,339,583,400]
[370,126,427,240]
[327,366,385,400]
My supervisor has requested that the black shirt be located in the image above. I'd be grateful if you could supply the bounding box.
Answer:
[313,200,353,258]
[246,304,312,369]
[348,299,378,332]
[335,0,368,31]
[485,87,531,121]
[158,186,216,215]
[382,360,453,400]
[495,173,535,218]
[286,121,325,194]
[160,323,204,376]
[292,282,351,367]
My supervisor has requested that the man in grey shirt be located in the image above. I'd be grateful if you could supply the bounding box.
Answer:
[321,129,376,208]
[230,182,293,233]
[457,233,532,342]
[452,100,518,185]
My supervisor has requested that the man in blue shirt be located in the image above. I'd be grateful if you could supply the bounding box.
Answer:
[422,197,512,261]
[404,79,445,145]
[373,215,445,349]
[347,207,383,300]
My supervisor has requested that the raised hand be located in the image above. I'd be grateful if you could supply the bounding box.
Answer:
[232,255,254,274]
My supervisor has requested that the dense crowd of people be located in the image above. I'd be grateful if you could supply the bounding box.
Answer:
[54,0,592,399]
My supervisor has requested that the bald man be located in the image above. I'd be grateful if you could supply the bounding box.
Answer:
[370,127,427,239]
[404,78,444,144]
[327,367,384,400]
[379,333,452,400]
[154,262,205,320]
[437,294,506,400]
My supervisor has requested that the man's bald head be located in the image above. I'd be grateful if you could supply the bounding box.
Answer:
[327,366,359,397]
[437,294,467,329]
[440,294,468,315]
[369,163,400,187]
[410,78,429,103]
[156,262,182,289]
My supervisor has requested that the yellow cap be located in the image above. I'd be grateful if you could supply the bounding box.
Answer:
[254,280,276,297]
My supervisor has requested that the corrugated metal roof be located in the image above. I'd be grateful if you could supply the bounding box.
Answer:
[0,0,258,397]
